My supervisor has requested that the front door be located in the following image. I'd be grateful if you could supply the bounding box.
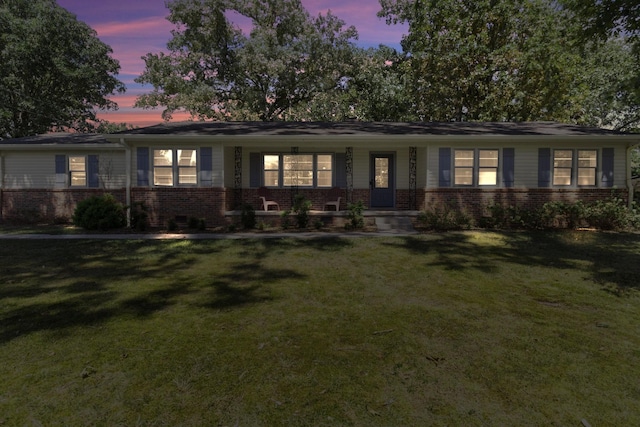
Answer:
[370,153,395,208]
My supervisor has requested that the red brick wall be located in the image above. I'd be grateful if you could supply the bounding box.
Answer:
[131,187,227,227]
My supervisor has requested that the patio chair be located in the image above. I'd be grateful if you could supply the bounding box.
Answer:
[257,187,279,211]
[324,187,342,211]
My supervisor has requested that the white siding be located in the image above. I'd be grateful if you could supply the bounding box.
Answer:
[3,152,54,189]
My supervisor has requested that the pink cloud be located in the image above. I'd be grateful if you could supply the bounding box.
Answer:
[93,16,171,38]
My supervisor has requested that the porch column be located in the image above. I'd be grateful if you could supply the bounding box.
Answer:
[346,147,353,204]
[234,146,242,208]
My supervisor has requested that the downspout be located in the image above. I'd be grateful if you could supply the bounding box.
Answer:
[628,141,640,208]
[121,138,132,227]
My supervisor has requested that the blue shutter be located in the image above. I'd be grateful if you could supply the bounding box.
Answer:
[335,153,346,188]
[88,155,99,188]
[137,147,150,186]
[439,148,451,187]
[502,148,514,188]
[601,148,614,187]
[55,155,66,174]
[200,147,213,186]
[249,152,261,188]
[538,148,551,188]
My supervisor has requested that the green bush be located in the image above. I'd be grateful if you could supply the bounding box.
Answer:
[345,200,365,230]
[292,194,312,228]
[129,202,149,231]
[586,197,636,230]
[73,194,126,231]
[240,204,256,229]
[418,203,473,231]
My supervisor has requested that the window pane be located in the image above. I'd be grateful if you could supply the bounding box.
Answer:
[554,150,573,168]
[264,155,279,170]
[317,170,332,187]
[479,150,498,167]
[179,167,197,184]
[284,155,313,171]
[375,157,389,188]
[154,150,172,166]
[154,168,173,186]
[478,169,497,186]
[69,156,86,172]
[553,169,572,186]
[455,168,473,185]
[317,155,332,171]
[455,150,474,167]
[71,172,86,187]
[578,168,596,186]
[264,171,279,186]
[578,150,597,168]
[178,149,196,167]
[284,170,313,186]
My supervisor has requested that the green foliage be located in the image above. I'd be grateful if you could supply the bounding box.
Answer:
[417,204,474,231]
[345,200,365,230]
[135,0,358,121]
[240,204,256,230]
[480,198,640,231]
[167,218,179,232]
[292,194,312,228]
[72,194,126,231]
[280,210,291,230]
[0,0,125,138]
[129,202,149,231]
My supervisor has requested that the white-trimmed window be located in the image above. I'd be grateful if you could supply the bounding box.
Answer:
[578,150,597,186]
[553,149,598,186]
[454,149,498,186]
[69,156,87,187]
[153,149,197,186]
[263,154,333,188]
[553,150,573,186]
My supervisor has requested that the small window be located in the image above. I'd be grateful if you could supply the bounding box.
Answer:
[316,155,333,188]
[478,150,498,186]
[178,149,197,185]
[553,150,573,186]
[454,150,474,185]
[577,150,597,186]
[153,149,173,186]
[69,156,86,187]
[153,149,198,186]
[264,155,280,187]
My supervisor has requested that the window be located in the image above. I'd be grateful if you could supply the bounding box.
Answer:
[153,149,198,186]
[553,150,573,186]
[578,150,597,186]
[454,149,498,186]
[69,156,87,187]
[263,154,333,188]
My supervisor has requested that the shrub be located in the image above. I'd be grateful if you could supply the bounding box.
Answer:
[73,194,126,230]
[187,216,200,229]
[418,203,473,231]
[167,218,178,232]
[345,200,365,230]
[292,194,312,228]
[129,202,149,231]
[586,197,636,231]
[240,204,256,229]
[280,210,291,229]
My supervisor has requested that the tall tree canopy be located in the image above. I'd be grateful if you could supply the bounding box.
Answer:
[135,0,358,121]
[378,0,585,122]
[0,0,125,139]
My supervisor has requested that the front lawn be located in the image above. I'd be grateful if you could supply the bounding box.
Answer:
[1,231,639,425]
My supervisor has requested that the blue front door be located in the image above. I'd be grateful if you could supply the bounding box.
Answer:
[370,153,395,208]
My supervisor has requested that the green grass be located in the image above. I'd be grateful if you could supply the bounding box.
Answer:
[1,231,639,425]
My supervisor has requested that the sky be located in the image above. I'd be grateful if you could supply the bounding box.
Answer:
[56,0,408,127]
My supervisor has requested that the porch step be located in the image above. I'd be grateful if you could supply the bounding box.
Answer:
[374,216,416,234]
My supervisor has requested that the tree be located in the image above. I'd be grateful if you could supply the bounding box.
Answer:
[378,0,585,122]
[135,0,358,121]
[0,0,125,139]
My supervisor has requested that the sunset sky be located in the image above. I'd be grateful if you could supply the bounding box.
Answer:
[55,0,408,127]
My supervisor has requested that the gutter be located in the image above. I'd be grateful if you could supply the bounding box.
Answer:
[628,141,640,208]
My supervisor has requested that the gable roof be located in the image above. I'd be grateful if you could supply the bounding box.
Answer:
[0,133,112,146]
